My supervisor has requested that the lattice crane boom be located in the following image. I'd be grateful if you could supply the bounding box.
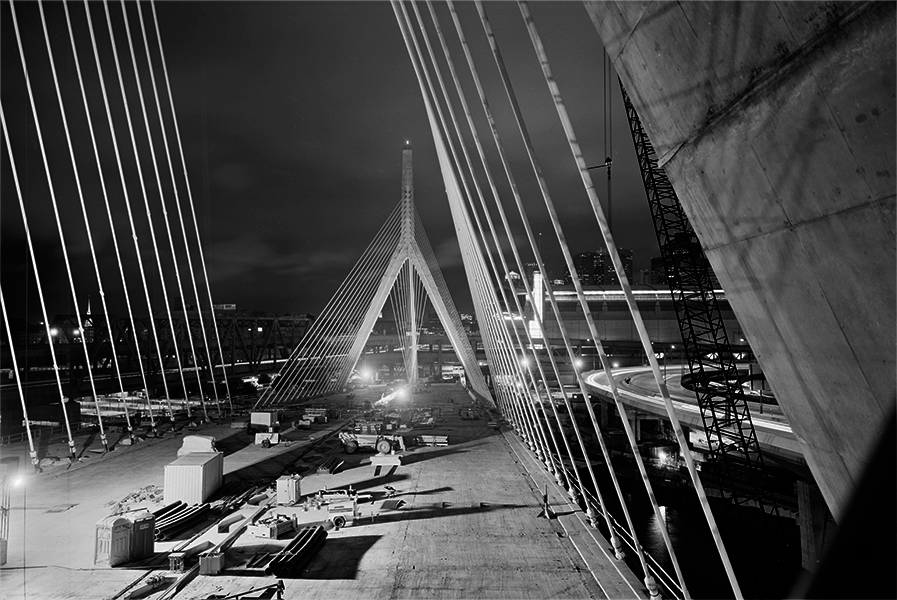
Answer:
[620,83,779,516]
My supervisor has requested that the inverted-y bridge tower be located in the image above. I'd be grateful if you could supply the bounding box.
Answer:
[256,143,489,407]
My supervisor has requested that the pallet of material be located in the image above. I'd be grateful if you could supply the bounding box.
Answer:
[417,434,449,447]
[316,456,345,475]
[247,514,296,539]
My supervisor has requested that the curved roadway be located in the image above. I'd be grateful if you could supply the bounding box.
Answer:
[583,366,804,463]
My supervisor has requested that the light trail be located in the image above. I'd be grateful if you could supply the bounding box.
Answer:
[584,367,794,436]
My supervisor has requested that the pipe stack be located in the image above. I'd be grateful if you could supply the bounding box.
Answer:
[154,503,211,541]
[264,526,327,577]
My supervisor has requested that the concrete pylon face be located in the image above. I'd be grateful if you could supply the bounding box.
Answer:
[339,144,490,399]
[588,1,896,518]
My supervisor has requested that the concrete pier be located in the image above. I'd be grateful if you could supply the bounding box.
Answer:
[587,0,896,519]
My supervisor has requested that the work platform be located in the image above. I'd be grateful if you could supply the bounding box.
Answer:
[0,384,645,599]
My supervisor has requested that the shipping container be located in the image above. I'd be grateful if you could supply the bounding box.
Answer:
[95,516,131,566]
[163,452,223,505]
[276,475,302,505]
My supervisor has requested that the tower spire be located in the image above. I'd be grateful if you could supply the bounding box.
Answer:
[401,141,414,244]
[402,140,413,202]
[401,141,418,384]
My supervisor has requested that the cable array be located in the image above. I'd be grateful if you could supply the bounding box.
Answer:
[1,0,230,463]
[388,1,766,597]
[254,152,490,408]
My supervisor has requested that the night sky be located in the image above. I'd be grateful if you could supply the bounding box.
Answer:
[1,1,657,321]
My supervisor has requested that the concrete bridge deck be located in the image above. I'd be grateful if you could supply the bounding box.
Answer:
[0,384,645,599]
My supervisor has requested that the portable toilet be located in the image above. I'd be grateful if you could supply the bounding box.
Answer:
[126,511,155,561]
[276,475,302,505]
[95,516,131,566]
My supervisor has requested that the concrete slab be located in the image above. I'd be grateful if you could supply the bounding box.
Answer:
[0,384,644,599]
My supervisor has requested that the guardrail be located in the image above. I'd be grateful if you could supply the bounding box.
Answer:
[0,421,96,447]
[1,395,257,447]
[553,458,684,599]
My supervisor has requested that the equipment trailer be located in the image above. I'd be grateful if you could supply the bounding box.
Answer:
[338,431,405,455]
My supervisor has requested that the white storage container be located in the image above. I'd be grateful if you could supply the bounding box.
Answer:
[163,452,223,505]
[276,475,302,505]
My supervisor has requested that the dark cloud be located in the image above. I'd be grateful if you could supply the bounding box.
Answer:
[2,1,658,320]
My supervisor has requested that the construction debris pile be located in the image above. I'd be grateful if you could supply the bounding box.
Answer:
[106,484,164,514]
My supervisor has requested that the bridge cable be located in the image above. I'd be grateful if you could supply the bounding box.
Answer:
[66,0,160,432]
[115,0,205,422]
[475,1,652,572]
[274,213,401,402]
[85,0,178,424]
[580,7,745,598]
[306,210,404,397]
[517,2,689,595]
[412,0,553,470]
[0,287,41,472]
[139,0,222,413]
[256,206,402,405]
[423,0,582,494]
[424,0,564,475]
[133,0,220,419]
[422,0,561,474]
[519,2,687,593]
[148,0,233,412]
[0,105,78,461]
[9,0,111,453]
[38,0,139,444]
[436,0,600,536]
[301,215,405,399]
[397,1,509,402]
[403,0,586,511]
[395,1,500,405]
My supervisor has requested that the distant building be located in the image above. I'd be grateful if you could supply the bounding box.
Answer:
[648,256,667,286]
[563,248,633,286]
[649,255,723,290]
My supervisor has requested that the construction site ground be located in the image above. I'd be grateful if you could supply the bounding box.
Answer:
[0,383,644,599]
